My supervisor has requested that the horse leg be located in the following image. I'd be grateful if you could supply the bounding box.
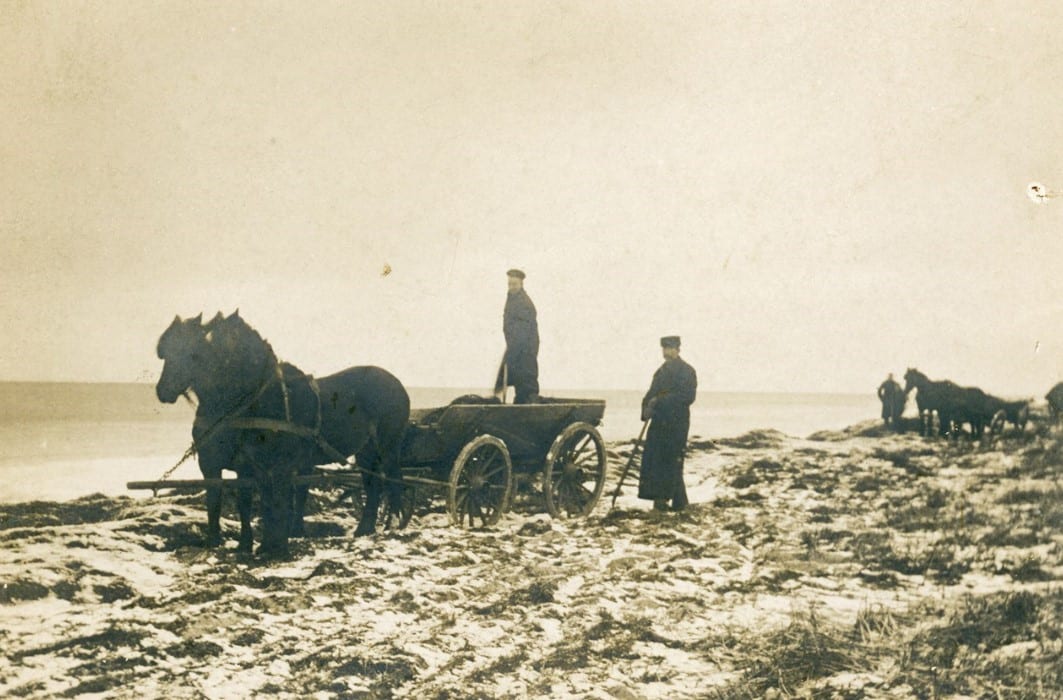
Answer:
[289,477,308,538]
[353,436,385,536]
[257,466,292,558]
[382,444,405,530]
[203,483,223,547]
[236,480,254,553]
[198,457,224,547]
[354,467,381,537]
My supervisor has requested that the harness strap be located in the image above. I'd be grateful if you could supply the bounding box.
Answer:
[276,364,292,422]
[226,416,350,464]
[310,376,323,434]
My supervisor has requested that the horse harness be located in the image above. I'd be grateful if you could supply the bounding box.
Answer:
[222,366,352,465]
[155,359,352,485]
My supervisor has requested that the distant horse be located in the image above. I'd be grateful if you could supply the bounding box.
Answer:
[904,368,954,437]
[952,386,993,438]
[156,311,410,557]
[903,368,991,438]
[1047,382,1063,426]
[983,396,1030,436]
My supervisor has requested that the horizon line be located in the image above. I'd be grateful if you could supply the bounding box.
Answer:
[0,378,879,397]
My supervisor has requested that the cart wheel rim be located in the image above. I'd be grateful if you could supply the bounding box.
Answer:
[448,434,512,528]
[543,422,606,518]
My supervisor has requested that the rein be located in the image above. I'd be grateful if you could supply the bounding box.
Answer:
[152,356,284,486]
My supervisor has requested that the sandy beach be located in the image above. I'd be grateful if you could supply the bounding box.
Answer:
[1,416,1061,699]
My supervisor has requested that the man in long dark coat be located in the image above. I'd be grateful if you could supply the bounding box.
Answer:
[638,336,697,511]
[877,373,904,430]
[494,268,539,404]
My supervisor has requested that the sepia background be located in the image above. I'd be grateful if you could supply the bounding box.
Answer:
[2,1,1062,395]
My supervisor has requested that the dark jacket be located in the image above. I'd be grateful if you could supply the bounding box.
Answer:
[638,356,697,502]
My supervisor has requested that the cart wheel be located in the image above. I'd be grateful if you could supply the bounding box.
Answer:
[543,422,606,518]
[448,435,512,528]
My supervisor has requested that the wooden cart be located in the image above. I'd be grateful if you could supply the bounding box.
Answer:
[130,397,608,530]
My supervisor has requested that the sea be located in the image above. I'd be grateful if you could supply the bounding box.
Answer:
[0,382,880,504]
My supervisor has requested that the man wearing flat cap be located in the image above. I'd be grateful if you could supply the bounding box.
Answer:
[494,268,539,404]
[638,336,697,511]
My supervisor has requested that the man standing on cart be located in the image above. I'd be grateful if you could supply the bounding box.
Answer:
[639,335,697,512]
[494,268,540,404]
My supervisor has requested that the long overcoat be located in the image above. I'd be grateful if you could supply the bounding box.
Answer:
[878,379,904,420]
[495,288,539,393]
[638,356,697,504]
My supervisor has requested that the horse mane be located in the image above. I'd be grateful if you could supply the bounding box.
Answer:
[199,312,285,392]
[213,312,274,359]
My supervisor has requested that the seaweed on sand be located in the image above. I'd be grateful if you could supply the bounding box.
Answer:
[710,607,872,699]
[0,494,135,530]
[716,430,787,449]
[899,590,1063,699]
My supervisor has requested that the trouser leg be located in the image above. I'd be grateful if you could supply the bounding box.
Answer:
[514,381,540,404]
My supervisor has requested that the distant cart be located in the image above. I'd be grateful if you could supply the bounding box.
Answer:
[130,397,607,529]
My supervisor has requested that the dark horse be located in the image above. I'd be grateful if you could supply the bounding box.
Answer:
[1047,382,1063,426]
[904,368,993,438]
[983,396,1030,435]
[156,311,410,557]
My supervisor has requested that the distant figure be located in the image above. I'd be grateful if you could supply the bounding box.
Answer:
[877,373,905,430]
[638,336,698,512]
[494,268,539,404]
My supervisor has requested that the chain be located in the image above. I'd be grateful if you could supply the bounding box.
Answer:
[152,391,199,489]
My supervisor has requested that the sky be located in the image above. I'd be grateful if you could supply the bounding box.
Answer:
[2,1,1062,395]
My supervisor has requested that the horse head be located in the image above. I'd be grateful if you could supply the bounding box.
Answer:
[903,368,926,394]
[157,310,280,412]
[156,313,209,403]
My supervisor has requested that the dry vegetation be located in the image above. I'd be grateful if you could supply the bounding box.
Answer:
[1,414,1061,698]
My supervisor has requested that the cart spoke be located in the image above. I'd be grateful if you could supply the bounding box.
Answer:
[478,450,500,473]
[455,490,469,516]
[482,464,509,480]
[567,486,589,515]
[449,435,512,528]
[464,493,475,525]
[470,492,486,525]
[573,451,598,468]
[568,435,593,460]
